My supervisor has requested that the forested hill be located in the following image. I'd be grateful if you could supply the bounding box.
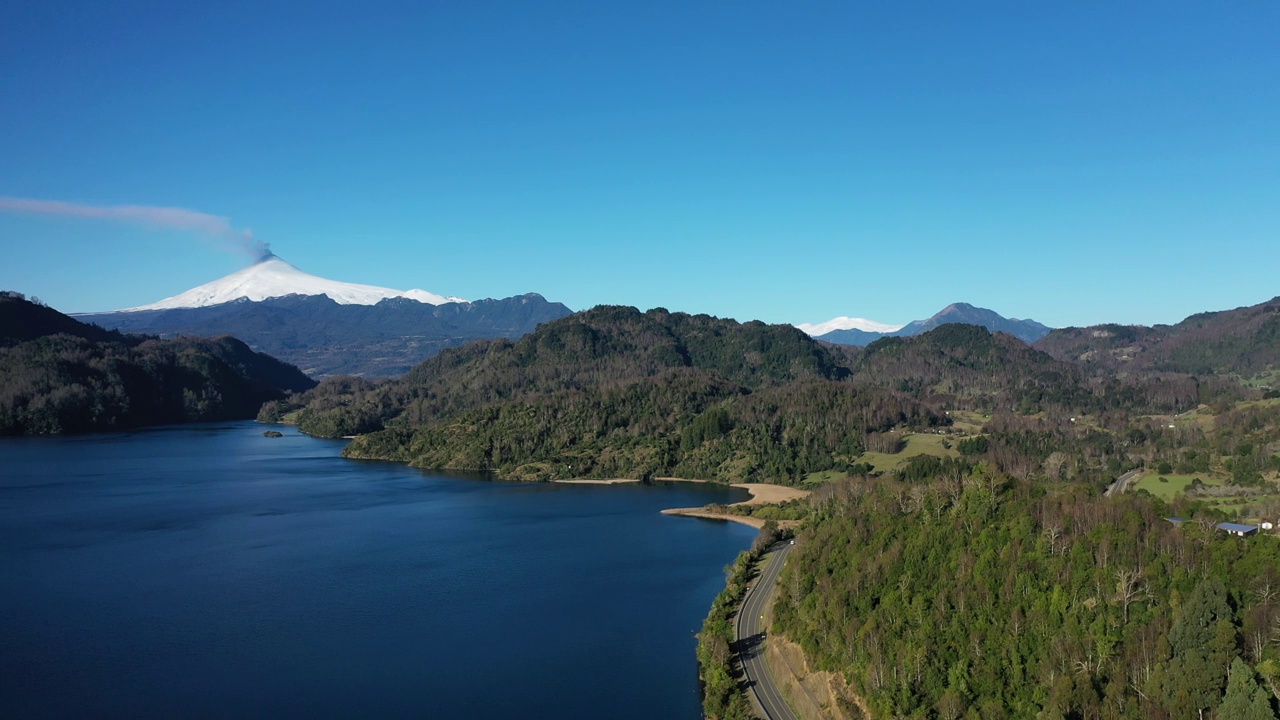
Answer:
[1036,296,1280,379]
[398,304,852,393]
[0,292,315,435]
[266,306,948,481]
[850,324,1093,412]
[775,475,1280,720]
[1,290,129,345]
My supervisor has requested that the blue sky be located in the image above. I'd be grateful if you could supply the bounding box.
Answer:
[1,1,1277,328]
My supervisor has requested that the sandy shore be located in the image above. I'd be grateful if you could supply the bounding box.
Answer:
[547,476,808,528]
[660,508,768,528]
[660,482,810,529]
[654,479,810,504]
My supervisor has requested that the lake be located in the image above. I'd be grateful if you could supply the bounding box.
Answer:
[0,421,756,718]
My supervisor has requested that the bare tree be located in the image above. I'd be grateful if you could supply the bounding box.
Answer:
[1114,568,1147,624]
[1044,525,1063,556]
[1255,579,1278,608]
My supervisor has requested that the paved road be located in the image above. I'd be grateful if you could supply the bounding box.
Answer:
[1104,469,1142,497]
[736,542,799,720]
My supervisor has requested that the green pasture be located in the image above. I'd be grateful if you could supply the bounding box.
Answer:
[860,433,960,473]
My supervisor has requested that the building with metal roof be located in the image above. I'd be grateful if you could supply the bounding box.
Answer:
[1216,522,1259,537]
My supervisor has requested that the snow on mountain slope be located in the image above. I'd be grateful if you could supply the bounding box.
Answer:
[796,316,904,336]
[118,254,465,311]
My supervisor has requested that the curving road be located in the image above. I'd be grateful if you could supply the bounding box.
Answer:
[1104,468,1142,497]
[736,542,799,720]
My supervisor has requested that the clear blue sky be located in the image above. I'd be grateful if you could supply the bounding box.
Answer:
[2,1,1277,327]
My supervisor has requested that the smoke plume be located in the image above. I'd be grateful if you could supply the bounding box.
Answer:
[0,196,272,261]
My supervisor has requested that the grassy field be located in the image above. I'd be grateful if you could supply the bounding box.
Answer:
[1130,473,1216,501]
[946,411,989,434]
[859,433,961,474]
[801,470,847,488]
[1237,396,1280,410]
[1166,404,1218,432]
[1202,498,1258,512]
[1236,370,1280,391]
[1131,471,1280,523]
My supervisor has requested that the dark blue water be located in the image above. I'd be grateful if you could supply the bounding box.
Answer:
[0,422,755,718]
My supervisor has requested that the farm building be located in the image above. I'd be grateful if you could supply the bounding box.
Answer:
[1216,522,1260,537]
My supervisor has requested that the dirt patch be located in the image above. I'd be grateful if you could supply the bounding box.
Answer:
[766,634,869,720]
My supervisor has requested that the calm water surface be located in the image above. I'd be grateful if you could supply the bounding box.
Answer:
[0,422,755,718]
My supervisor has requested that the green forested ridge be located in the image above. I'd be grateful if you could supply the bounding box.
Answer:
[270,304,1269,488]
[1,290,130,345]
[773,475,1280,720]
[342,373,941,482]
[852,324,1096,412]
[278,307,1032,480]
[275,306,942,481]
[0,292,315,435]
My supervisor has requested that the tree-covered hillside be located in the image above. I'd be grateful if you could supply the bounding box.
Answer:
[1,290,129,345]
[269,304,1277,486]
[774,474,1280,719]
[267,306,951,481]
[851,324,1094,412]
[0,292,315,435]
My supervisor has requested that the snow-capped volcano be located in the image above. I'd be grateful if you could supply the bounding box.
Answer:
[118,254,465,311]
[795,316,904,336]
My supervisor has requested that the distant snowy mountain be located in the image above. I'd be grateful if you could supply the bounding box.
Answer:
[82,293,573,377]
[78,254,571,377]
[119,254,464,311]
[796,316,904,336]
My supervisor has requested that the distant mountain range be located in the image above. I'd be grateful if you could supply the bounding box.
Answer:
[79,255,572,377]
[800,302,1052,346]
[1035,296,1280,379]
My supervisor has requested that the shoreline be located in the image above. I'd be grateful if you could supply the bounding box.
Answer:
[549,476,810,528]
[660,481,809,528]
[660,507,769,528]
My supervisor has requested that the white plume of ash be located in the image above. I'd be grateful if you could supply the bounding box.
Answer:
[0,196,272,261]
